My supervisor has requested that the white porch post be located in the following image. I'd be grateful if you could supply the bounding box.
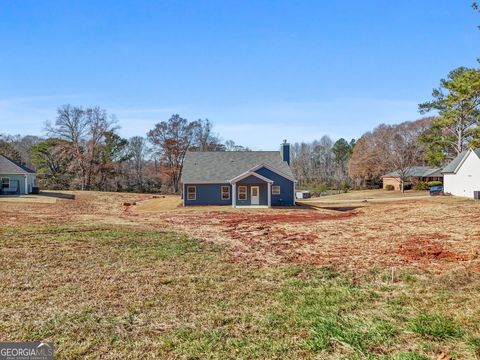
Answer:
[182,184,185,207]
[24,175,28,194]
[232,183,236,208]
[267,182,271,208]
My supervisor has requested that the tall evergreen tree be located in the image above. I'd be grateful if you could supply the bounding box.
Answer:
[419,67,480,165]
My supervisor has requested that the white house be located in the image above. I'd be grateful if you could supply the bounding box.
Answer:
[442,148,480,199]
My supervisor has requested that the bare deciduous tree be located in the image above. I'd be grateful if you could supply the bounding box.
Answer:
[385,119,430,192]
[45,105,120,190]
[147,114,199,192]
[46,105,89,189]
[349,118,432,189]
[128,136,150,191]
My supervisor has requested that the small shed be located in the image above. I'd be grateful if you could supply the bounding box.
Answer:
[295,190,311,199]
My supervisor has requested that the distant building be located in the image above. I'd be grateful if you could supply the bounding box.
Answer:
[442,148,480,199]
[0,154,37,195]
[381,166,443,191]
[180,141,296,207]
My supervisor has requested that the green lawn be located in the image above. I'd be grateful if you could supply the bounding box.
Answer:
[0,225,479,359]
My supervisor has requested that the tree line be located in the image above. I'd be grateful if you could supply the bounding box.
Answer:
[290,137,356,193]
[0,106,249,193]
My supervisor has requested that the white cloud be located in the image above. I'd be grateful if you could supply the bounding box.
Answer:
[0,96,423,149]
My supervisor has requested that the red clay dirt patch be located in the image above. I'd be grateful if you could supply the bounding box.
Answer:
[396,235,469,262]
[216,210,356,225]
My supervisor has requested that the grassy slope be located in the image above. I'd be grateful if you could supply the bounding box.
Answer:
[1,224,479,359]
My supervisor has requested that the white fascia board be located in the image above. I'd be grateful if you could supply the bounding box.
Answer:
[246,163,296,182]
[229,171,274,184]
[453,149,473,174]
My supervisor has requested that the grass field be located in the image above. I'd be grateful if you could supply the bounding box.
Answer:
[0,191,479,359]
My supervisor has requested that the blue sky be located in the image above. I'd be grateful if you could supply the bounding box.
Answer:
[0,0,478,149]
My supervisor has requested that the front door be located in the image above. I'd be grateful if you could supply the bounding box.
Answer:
[251,186,260,205]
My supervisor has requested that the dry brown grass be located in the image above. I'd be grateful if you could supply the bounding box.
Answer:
[1,191,480,358]
[2,191,479,274]
[306,188,429,201]
[0,194,57,204]
[130,195,480,275]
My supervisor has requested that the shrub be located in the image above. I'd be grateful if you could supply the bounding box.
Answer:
[409,313,463,339]
[414,182,429,191]
[340,181,351,193]
[427,181,443,188]
[385,184,395,191]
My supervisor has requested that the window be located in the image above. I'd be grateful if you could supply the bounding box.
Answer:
[272,185,281,195]
[221,186,230,200]
[187,186,196,200]
[1,178,9,189]
[238,186,247,200]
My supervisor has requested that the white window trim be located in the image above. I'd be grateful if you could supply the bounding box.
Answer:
[272,185,281,195]
[238,186,247,200]
[1,177,10,189]
[221,185,230,200]
[187,186,196,201]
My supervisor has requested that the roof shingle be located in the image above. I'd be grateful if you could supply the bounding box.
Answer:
[383,166,442,178]
[181,151,294,183]
[0,155,36,174]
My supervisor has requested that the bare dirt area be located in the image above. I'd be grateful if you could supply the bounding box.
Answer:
[135,196,480,273]
[2,191,480,358]
[136,198,480,273]
[1,191,478,274]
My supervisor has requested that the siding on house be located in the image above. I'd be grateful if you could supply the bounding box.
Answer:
[183,183,232,206]
[382,177,401,191]
[236,183,268,206]
[0,174,36,195]
[255,166,294,205]
[443,150,480,198]
[183,168,295,206]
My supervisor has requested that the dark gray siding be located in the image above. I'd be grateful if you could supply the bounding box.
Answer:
[183,183,232,206]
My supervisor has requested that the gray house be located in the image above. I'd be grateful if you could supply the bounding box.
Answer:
[0,155,37,195]
[181,142,296,207]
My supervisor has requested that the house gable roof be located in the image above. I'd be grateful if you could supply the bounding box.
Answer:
[230,170,274,184]
[442,148,480,174]
[181,151,294,183]
[383,166,442,178]
[0,155,36,175]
